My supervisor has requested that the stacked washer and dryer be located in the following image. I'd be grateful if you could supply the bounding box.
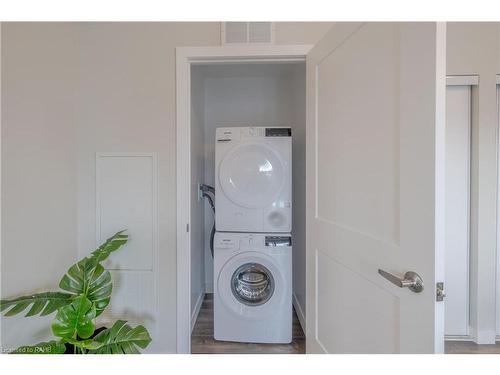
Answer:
[213,126,293,344]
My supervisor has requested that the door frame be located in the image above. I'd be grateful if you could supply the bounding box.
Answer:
[175,44,311,354]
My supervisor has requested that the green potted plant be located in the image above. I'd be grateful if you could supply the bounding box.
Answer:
[0,230,152,354]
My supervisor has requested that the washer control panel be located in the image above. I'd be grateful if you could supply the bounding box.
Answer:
[216,126,292,141]
[265,236,292,247]
[265,128,291,137]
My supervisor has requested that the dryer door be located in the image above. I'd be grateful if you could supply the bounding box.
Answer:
[219,143,286,209]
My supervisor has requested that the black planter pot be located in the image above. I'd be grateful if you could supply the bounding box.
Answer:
[63,326,107,354]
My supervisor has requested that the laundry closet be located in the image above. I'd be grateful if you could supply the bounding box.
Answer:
[189,61,306,352]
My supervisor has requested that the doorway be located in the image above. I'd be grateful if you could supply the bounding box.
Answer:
[188,62,306,354]
[175,45,311,354]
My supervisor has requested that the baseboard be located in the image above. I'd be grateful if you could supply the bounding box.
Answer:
[453,330,498,344]
[473,331,497,344]
[293,293,306,333]
[204,282,213,293]
[191,291,205,333]
[445,335,473,341]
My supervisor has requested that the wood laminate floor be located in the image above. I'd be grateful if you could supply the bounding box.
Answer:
[191,294,499,354]
[445,341,500,354]
[191,294,305,354]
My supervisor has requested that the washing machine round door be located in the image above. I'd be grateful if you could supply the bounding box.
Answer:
[219,143,286,208]
[231,263,275,306]
[217,252,287,319]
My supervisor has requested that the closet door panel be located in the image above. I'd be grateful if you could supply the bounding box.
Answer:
[445,85,471,337]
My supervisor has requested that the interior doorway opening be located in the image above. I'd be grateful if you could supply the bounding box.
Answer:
[188,61,306,354]
[175,46,312,354]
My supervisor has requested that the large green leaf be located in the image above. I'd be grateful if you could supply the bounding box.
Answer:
[11,340,66,354]
[59,257,112,316]
[52,295,96,339]
[64,337,104,351]
[88,230,128,263]
[0,292,73,317]
[87,320,152,354]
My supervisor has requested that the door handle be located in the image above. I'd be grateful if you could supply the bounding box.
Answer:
[378,269,424,293]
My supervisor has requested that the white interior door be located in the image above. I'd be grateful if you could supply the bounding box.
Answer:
[306,23,446,353]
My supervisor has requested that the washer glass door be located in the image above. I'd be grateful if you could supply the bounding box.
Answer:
[231,263,275,306]
[219,143,285,208]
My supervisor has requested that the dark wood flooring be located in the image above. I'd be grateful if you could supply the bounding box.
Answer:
[445,341,500,354]
[191,294,305,354]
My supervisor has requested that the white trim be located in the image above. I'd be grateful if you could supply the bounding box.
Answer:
[444,335,475,341]
[204,282,213,294]
[178,45,312,62]
[190,292,205,333]
[496,75,500,85]
[191,58,306,65]
[176,48,192,355]
[465,86,472,337]
[0,24,3,344]
[446,75,479,86]
[176,44,311,354]
[293,293,306,334]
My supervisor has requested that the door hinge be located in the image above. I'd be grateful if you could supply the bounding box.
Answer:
[436,282,446,302]
[186,223,189,233]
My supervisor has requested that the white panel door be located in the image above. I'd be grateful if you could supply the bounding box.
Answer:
[306,23,446,353]
[96,153,157,270]
[95,153,159,352]
[445,85,471,337]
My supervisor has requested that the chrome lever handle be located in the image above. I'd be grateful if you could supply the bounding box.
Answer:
[378,269,424,293]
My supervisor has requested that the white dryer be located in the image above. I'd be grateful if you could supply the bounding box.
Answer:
[213,232,292,343]
[215,126,292,233]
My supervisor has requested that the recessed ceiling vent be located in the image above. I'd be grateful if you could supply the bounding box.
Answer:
[221,22,275,45]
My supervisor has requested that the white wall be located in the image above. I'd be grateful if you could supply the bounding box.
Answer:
[1,22,331,353]
[1,23,79,350]
[447,22,499,344]
[72,23,221,354]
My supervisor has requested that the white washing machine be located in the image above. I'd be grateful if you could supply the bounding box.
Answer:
[215,126,292,233]
[213,232,292,343]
